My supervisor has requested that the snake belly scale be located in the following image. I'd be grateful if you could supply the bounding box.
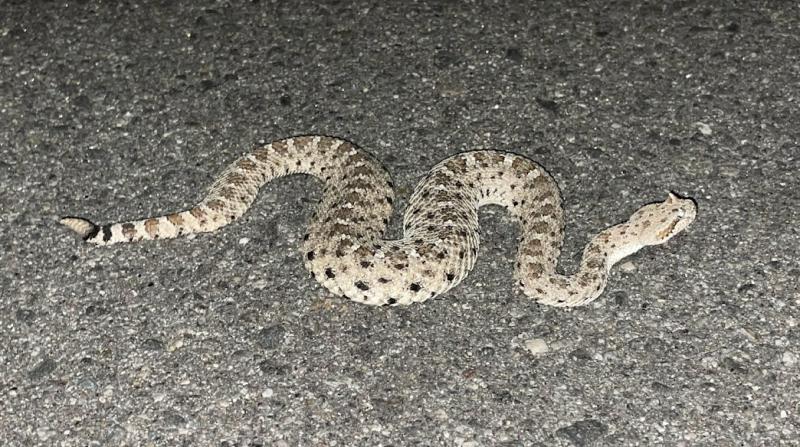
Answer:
[61,135,696,307]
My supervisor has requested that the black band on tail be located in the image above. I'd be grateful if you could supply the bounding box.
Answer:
[84,222,100,240]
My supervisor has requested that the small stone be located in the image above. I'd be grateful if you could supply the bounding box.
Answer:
[251,279,269,290]
[619,261,636,273]
[525,338,549,355]
[113,111,134,128]
[782,351,797,367]
[718,166,739,178]
[694,122,712,135]
[36,427,56,441]
[167,338,185,352]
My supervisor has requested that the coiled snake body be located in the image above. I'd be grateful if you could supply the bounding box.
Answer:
[62,136,696,307]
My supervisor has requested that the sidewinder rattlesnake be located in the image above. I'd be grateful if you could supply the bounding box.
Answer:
[61,135,696,307]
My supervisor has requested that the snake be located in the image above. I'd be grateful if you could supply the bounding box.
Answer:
[61,135,696,307]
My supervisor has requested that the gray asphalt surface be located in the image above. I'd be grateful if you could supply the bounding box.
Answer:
[2,1,798,445]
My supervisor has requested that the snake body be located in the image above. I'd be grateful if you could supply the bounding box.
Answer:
[61,136,696,306]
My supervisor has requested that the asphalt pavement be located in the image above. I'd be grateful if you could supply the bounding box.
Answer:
[1,1,798,445]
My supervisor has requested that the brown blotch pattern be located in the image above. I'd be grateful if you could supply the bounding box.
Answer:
[144,218,160,237]
[167,213,184,226]
[190,207,207,220]
[206,200,226,212]
[121,223,137,239]
[237,158,258,172]
[272,140,289,155]
[253,148,272,162]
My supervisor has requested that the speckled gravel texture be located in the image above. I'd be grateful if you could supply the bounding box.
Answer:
[2,1,798,446]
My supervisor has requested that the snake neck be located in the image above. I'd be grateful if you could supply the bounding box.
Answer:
[520,221,643,307]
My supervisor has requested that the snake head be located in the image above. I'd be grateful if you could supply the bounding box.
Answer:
[629,192,697,246]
